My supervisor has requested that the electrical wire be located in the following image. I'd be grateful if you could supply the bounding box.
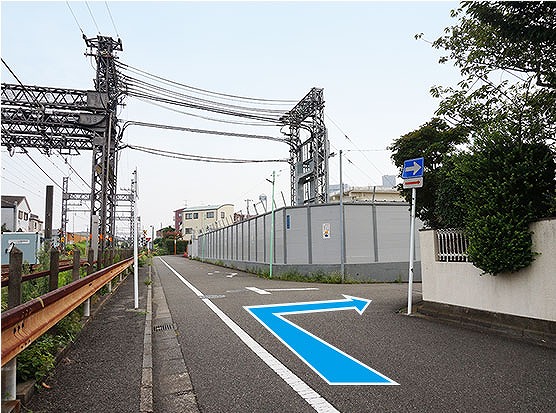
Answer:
[134,97,281,127]
[326,113,386,179]
[122,144,288,164]
[66,1,85,36]
[122,74,288,117]
[54,153,91,189]
[85,1,101,34]
[126,88,286,123]
[24,152,63,190]
[104,1,120,38]
[116,61,297,104]
[1,173,43,198]
[121,120,289,145]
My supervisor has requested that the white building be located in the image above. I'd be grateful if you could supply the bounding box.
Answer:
[329,186,404,203]
[1,195,33,232]
[180,204,234,242]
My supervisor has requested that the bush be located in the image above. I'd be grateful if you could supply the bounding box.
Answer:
[454,134,555,274]
[17,310,82,383]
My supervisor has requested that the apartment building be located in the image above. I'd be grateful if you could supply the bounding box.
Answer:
[179,204,234,242]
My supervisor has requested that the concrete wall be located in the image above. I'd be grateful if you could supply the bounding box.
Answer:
[420,219,556,322]
[191,202,422,282]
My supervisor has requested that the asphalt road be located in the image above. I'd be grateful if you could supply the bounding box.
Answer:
[155,256,556,413]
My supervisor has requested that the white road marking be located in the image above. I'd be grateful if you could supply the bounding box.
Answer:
[265,288,320,292]
[226,273,238,278]
[158,258,339,413]
[245,286,272,295]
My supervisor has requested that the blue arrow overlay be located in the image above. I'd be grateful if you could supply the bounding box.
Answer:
[244,295,398,385]
[402,157,424,179]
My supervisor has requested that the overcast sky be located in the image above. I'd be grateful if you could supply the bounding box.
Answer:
[1,1,460,236]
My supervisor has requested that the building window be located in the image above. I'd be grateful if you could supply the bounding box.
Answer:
[206,211,215,219]
[193,213,199,219]
[185,228,193,234]
[185,213,192,219]
[24,213,28,220]
[18,211,23,219]
[220,211,225,219]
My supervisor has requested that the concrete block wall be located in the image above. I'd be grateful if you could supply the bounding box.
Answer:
[420,218,556,322]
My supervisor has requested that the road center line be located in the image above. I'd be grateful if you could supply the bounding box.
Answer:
[158,258,340,413]
[246,286,272,295]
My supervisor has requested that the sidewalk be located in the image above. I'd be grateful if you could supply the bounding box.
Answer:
[25,269,148,413]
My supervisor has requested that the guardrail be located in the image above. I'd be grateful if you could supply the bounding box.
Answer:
[435,228,469,262]
[1,256,133,366]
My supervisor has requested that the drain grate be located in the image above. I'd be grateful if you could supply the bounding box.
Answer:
[153,323,174,332]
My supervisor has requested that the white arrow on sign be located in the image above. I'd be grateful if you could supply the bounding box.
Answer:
[405,161,422,175]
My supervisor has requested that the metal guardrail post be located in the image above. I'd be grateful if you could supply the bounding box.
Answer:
[84,248,94,317]
[107,249,113,293]
[1,247,22,402]
[49,248,60,292]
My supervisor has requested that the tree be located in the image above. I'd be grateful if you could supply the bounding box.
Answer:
[401,1,556,274]
[434,1,556,89]
[429,1,556,146]
[389,118,468,228]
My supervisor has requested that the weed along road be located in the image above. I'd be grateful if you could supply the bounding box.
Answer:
[153,256,556,413]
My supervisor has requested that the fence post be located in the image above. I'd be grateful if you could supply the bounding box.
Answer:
[49,248,60,292]
[72,249,81,282]
[1,247,23,402]
[84,248,94,317]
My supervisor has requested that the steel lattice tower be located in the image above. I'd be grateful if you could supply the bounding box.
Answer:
[281,88,329,205]
[84,35,124,261]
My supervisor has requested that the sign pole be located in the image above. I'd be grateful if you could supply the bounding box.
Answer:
[407,187,416,315]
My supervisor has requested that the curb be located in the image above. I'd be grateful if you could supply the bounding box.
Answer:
[140,265,154,413]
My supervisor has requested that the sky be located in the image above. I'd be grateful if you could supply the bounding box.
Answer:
[1,0,461,237]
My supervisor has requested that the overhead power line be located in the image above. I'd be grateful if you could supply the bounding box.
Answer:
[326,113,386,179]
[121,120,290,145]
[116,61,297,105]
[85,1,101,34]
[122,144,288,164]
[135,97,280,127]
[24,152,63,190]
[104,1,120,38]
[66,1,85,36]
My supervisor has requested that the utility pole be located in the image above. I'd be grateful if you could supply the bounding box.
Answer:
[44,185,53,248]
[339,150,345,282]
[267,171,276,278]
[132,169,139,309]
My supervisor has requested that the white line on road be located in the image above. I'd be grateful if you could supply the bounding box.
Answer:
[158,258,340,413]
[265,288,320,292]
[245,286,272,295]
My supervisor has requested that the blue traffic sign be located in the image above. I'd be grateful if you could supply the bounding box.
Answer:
[245,295,398,385]
[402,157,424,179]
